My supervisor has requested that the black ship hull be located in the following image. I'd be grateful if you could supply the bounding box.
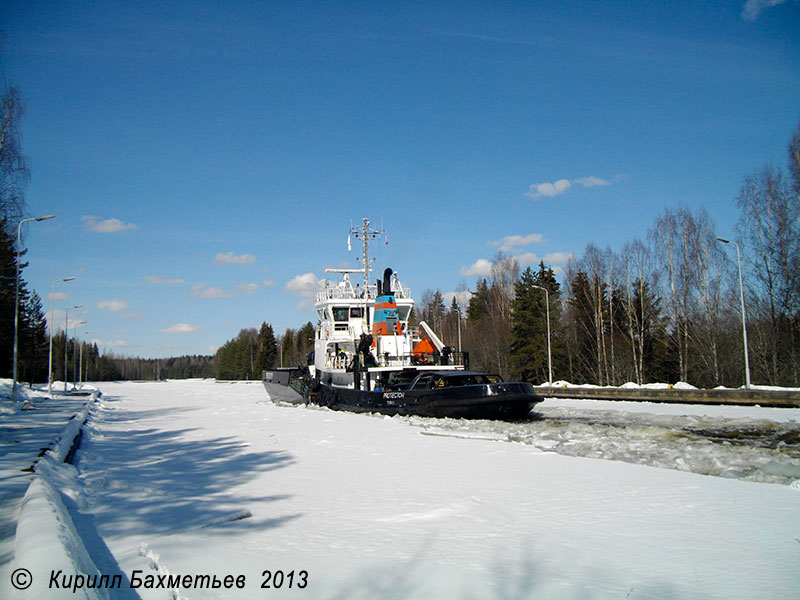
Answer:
[262,369,542,420]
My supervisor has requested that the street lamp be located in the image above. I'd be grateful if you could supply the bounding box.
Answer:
[12,214,55,403]
[48,276,76,394]
[456,306,462,353]
[71,320,86,389]
[532,285,553,385]
[65,304,84,392]
[717,237,751,389]
[79,330,90,389]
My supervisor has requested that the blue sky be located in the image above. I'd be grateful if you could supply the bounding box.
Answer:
[2,1,799,358]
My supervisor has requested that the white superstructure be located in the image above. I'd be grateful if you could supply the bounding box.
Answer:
[311,218,464,391]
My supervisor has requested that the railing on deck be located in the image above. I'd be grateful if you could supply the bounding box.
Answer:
[317,281,412,303]
[374,350,469,369]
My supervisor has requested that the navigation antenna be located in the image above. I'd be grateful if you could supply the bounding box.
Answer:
[348,218,387,292]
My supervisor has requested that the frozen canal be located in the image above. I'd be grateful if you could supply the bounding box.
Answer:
[400,398,800,486]
[8,380,800,599]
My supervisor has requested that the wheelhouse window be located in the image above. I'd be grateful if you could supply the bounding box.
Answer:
[350,307,364,319]
[412,374,435,390]
[332,307,349,322]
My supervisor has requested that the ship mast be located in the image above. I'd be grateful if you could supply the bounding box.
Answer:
[349,217,386,292]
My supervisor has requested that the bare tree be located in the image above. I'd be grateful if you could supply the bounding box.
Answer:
[650,208,694,382]
[736,163,800,384]
[687,209,726,385]
[621,239,659,384]
[462,253,519,378]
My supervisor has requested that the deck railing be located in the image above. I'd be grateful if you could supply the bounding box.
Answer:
[317,282,412,303]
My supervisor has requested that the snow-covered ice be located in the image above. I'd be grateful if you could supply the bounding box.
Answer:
[404,398,800,485]
[3,379,800,599]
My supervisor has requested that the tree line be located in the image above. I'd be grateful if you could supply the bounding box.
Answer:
[213,322,314,380]
[421,124,799,388]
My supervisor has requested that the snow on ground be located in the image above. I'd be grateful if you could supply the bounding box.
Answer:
[0,381,102,599]
[3,379,800,599]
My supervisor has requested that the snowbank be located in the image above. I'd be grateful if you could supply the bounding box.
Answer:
[14,456,110,600]
[542,379,800,392]
[546,379,699,390]
[3,389,127,600]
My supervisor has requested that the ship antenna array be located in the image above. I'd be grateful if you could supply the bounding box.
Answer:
[348,217,387,291]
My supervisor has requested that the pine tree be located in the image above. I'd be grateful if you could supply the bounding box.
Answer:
[255,322,277,373]
[509,266,541,382]
[20,289,48,383]
[467,278,490,325]
[294,322,315,365]
[509,262,562,383]
[0,220,17,377]
[566,269,598,383]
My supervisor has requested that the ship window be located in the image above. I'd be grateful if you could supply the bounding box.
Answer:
[412,374,435,390]
[350,307,363,319]
[332,307,349,322]
[397,306,411,321]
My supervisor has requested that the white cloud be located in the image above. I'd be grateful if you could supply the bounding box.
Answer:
[460,250,575,279]
[142,275,185,285]
[741,0,787,20]
[460,259,493,277]
[49,291,68,302]
[82,215,137,233]
[215,252,256,266]
[286,273,319,296]
[97,339,132,348]
[527,179,572,198]
[262,279,275,287]
[193,284,233,299]
[514,252,540,267]
[489,233,545,252]
[161,323,200,334]
[543,251,575,264]
[573,176,612,188]
[97,300,128,312]
[514,251,574,267]
[238,283,259,294]
[285,273,320,309]
[526,175,616,199]
[192,282,260,299]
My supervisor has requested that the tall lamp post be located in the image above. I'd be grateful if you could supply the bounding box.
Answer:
[48,276,76,394]
[71,320,86,390]
[79,330,90,389]
[532,285,553,385]
[12,214,56,403]
[64,304,84,392]
[717,237,751,389]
